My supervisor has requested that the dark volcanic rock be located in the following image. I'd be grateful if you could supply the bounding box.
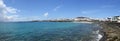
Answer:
[99,22,120,41]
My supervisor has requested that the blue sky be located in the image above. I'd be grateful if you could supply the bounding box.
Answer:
[1,0,120,21]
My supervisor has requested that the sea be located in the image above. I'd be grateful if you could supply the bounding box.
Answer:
[0,22,102,41]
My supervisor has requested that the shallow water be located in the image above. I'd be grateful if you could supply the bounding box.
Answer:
[0,22,101,41]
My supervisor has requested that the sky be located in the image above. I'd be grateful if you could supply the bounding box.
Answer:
[0,0,120,21]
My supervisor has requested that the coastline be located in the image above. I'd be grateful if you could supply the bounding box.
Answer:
[73,21,103,41]
[72,21,93,24]
[98,21,120,41]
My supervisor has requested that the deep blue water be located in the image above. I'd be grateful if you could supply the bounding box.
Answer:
[0,22,101,41]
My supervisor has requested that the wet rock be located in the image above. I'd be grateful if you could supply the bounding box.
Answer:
[98,22,120,41]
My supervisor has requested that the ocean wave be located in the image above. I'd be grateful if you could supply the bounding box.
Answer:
[92,30,103,41]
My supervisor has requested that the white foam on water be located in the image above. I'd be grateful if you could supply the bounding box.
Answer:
[92,30,103,41]
[96,30,103,41]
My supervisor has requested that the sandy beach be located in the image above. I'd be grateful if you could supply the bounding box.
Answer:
[73,21,93,24]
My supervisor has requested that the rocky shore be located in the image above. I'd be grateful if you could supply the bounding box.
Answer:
[99,22,120,41]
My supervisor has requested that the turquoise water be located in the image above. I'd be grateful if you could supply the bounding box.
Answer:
[0,22,101,41]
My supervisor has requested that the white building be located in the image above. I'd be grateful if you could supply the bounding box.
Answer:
[112,16,120,23]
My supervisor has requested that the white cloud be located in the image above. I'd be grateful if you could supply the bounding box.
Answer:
[43,12,48,17]
[118,10,120,12]
[81,11,87,14]
[0,0,19,22]
[101,5,115,8]
[5,15,19,21]
[81,10,99,14]
[14,16,41,21]
[53,5,61,11]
